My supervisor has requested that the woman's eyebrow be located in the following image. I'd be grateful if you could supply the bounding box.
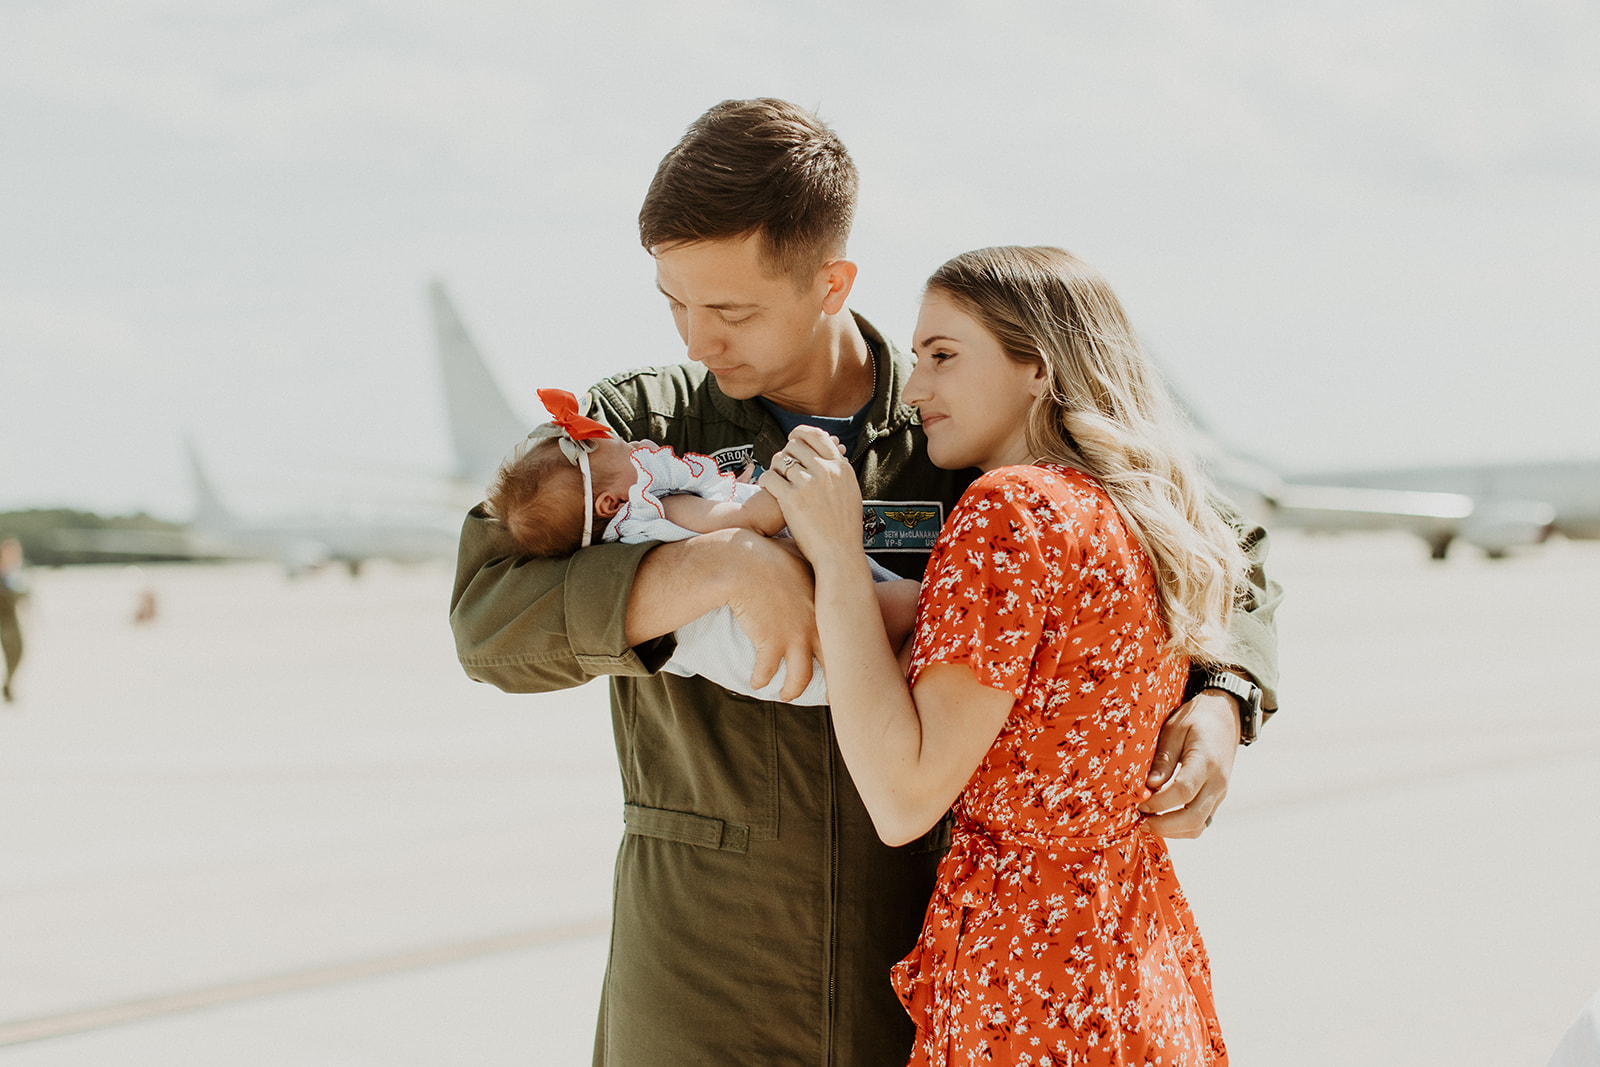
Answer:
[915,333,959,350]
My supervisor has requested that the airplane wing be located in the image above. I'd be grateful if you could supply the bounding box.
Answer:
[1182,411,1561,560]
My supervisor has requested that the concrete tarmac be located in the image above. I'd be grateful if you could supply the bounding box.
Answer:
[0,533,1596,1065]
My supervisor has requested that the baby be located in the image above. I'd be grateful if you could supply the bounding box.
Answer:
[485,389,918,705]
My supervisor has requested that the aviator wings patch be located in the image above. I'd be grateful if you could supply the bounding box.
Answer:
[883,508,938,530]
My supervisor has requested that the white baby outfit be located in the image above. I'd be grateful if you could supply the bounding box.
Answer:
[602,444,836,705]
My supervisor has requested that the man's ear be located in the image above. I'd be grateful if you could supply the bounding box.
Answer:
[594,491,625,519]
[818,257,859,316]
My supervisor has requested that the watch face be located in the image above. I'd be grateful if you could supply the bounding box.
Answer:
[1239,690,1262,744]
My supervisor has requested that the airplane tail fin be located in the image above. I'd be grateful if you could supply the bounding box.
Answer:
[429,280,527,487]
[185,436,236,530]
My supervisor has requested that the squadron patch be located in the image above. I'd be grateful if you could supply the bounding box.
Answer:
[708,444,757,478]
[860,500,944,552]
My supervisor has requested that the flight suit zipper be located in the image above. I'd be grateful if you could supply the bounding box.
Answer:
[823,711,840,1065]
[824,414,877,1063]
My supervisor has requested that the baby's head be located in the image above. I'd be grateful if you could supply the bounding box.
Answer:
[486,438,590,557]
[486,435,638,558]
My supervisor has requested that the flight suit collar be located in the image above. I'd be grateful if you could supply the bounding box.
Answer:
[702,311,919,459]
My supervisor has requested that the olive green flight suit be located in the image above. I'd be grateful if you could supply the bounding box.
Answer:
[449,315,1281,1066]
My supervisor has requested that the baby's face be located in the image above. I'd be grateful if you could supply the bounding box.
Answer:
[589,436,641,497]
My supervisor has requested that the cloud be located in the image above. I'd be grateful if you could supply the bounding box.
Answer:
[1,1,548,170]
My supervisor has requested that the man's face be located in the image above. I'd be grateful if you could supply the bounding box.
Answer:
[652,233,828,404]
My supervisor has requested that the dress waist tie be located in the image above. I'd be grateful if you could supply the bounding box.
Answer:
[893,812,1146,1045]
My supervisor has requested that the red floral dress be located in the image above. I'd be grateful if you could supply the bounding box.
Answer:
[893,464,1227,1067]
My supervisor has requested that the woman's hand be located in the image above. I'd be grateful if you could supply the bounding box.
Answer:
[758,427,866,573]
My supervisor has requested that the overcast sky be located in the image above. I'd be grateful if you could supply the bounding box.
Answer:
[3,0,1597,520]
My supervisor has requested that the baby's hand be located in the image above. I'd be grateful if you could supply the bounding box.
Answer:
[760,426,864,570]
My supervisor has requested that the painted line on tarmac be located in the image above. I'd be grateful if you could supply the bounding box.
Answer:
[0,916,610,1048]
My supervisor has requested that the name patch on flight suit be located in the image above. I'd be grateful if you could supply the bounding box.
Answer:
[861,500,944,552]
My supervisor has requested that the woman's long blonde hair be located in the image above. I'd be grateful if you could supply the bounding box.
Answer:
[926,246,1245,663]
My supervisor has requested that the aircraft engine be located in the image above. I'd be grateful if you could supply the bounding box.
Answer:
[281,538,333,576]
[1458,499,1557,559]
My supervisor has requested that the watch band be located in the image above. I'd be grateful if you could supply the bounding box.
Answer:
[1188,669,1262,746]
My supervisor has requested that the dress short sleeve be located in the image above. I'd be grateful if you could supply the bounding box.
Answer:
[908,467,1078,698]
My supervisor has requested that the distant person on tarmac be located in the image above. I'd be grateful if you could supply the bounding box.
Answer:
[1,537,28,703]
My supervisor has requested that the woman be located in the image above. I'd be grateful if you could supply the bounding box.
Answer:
[763,246,1245,1066]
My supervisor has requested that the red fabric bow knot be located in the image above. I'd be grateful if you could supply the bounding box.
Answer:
[537,388,613,442]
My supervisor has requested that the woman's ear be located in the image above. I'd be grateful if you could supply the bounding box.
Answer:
[1028,363,1050,399]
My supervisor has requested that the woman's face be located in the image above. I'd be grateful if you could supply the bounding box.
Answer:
[905,292,1043,472]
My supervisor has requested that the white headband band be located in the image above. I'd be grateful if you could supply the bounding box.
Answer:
[515,423,602,548]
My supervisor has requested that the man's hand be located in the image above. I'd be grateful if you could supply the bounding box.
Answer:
[623,529,821,702]
[1138,690,1241,838]
[723,533,820,702]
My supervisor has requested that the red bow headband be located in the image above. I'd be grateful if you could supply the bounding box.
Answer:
[535,388,613,444]
[521,388,615,548]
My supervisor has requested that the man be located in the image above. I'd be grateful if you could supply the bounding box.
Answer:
[450,98,1282,1066]
[0,537,26,703]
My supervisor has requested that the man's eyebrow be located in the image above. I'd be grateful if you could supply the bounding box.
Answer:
[653,283,760,312]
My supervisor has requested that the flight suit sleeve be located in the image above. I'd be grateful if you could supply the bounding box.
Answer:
[1214,492,1284,713]
[449,506,677,693]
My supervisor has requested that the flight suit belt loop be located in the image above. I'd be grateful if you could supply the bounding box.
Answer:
[622,803,751,854]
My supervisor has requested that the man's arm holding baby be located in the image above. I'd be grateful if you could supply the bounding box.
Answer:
[455,377,838,697]
[642,492,909,694]
[623,529,823,697]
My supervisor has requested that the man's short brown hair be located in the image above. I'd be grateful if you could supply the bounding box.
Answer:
[638,98,858,281]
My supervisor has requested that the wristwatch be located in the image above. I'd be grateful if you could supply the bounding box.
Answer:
[1187,669,1262,746]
